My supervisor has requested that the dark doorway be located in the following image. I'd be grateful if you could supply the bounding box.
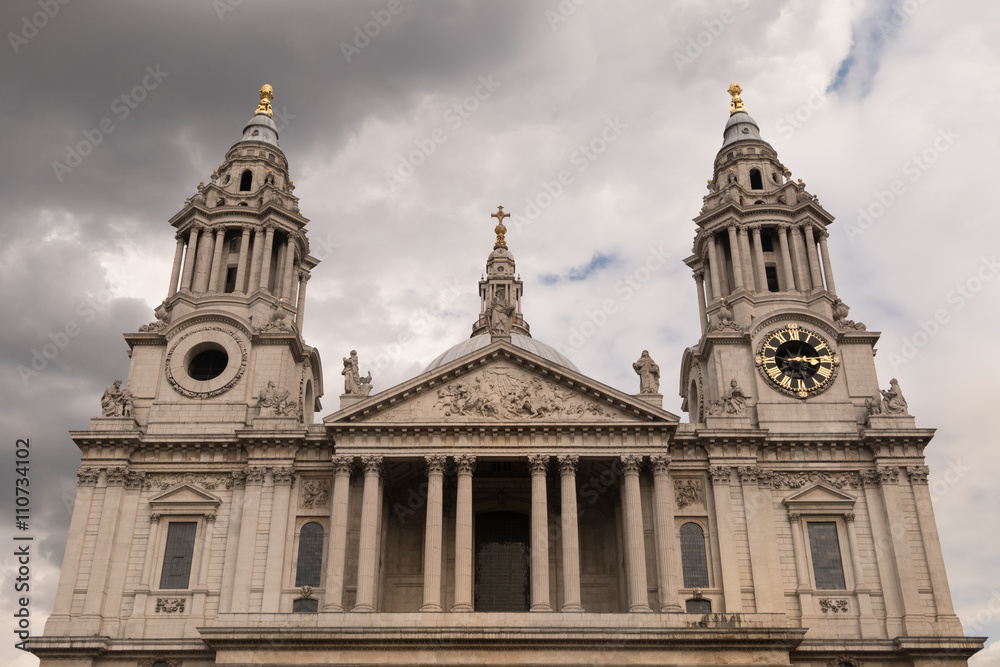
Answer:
[475,511,530,611]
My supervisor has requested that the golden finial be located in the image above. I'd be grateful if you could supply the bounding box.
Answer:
[490,205,510,249]
[728,82,746,114]
[256,84,274,117]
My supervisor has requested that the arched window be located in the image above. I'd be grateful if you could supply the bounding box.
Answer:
[239,170,253,191]
[749,168,763,190]
[294,522,324,587]
[680,522,710,588]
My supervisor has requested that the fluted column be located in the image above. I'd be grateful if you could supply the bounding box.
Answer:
[282,241,297,299]
[353,455,383,612]
[621,455,652,612]
[167,235,185,297]
[295,271,310,331]
[706,234,723,298]
[247,227,264,293]
[750,225,767,291]
[803,224,824,291]
[528,455,552,611]
[180,225,201,291]
[207,227,227,292]
[558,455,583,612]
[258,224,277,294]
[694,271,708,334]
[323,456,352,611]
[420,455,446,612]
[193,225,215,293]
[234,225,252,294]
[818,230,837,296]
[789,224,811,290]
[738,226,755,291]
[777,225,796,291]
[650,455,682,612]
[726,224,744,291]
[452,454,476,611]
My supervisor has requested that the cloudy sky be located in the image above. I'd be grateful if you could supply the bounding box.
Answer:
[2,1,998,665]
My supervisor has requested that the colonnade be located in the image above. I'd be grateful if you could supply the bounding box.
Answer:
[320,453,684,614]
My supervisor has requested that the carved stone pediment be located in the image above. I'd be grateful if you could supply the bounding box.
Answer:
[782,482,856,514]
[325,343,679,426]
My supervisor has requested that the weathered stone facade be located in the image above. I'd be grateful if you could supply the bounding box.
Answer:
[32,85,984,667]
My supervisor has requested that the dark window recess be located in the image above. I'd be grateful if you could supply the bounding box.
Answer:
[750,168,764,190]
[760,232,774,252]
[491,461,513,473]
[475,511,530,611]
[152,662,170,667]
[686,598,712,614]
[295,522,325,587]
[229,237,240,253]
[772,172,779,183]
[239,170,253,191]
[680,522,710,588]
[765,265,781,292]
[808,522,847,589]
[159,522,197,589]
[224,267,238,294]
[293,598,319,613]
[726,151,734,161]
[188,349,228,381]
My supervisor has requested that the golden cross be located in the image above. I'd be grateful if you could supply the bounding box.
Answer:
[490,205,509,248]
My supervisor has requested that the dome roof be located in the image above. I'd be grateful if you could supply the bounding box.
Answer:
[240,112,280,148]
[721,109,768,149]
[423,333,579,373]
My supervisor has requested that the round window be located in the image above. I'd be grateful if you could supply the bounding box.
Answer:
[188,348,229,381]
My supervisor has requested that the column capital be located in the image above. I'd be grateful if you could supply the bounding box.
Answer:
[175,232,186,242]
[213,225,227,237]
[693,269,704,280]
[557,454,579,475]
[710,465,732,484]
[528,454,550,475]
[299,270,312,283]
[727,221,740,231]
[906,465,930,484]
[620,454,643,475]
[455,454,476,474]
[271,466,295,485]
[736,465,761,484]
[263,221,278,232]
[245,465,267,485]
[77,466,100,486]
[332,455,353,476]
[844,512,856,522]
[748,223,762,232]
[649,454,671,475]
[149,512,162,524]
[361,455,383,476]
[788,512,802,523]
[240,224,253,233]
[425,454,447,475]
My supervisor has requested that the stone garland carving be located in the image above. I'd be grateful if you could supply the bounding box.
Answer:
[832,298,866,331]
[632,350,660,394]
[155,598,186,613]
[100,379,135,417]
[819,598,850,613]
[828,656,863,667]
[145,473,230,491]
[271,467,295,485]
[711,298,743,332]
[138,659,182,667]
[256,380,298,417]
[432,368,617,421]
[709,466,732,484]
[138,301,171,332]
[300,479,330,508]
[165,327,248,399]
[257,302,293,333]
[342,349,373,397]
[674,479,703,508]
[707,379,750,416]
[907,465,930,484]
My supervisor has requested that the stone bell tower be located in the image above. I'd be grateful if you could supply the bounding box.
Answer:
[122,84,323,433]
[471,205,530,339]
[679,83,885,433]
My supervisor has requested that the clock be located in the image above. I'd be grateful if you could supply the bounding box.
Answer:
[755,324,839,398]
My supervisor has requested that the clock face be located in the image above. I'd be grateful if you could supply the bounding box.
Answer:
[755,324,839,398]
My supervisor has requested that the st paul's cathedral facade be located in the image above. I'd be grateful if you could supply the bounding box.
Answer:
[31,84,986,666]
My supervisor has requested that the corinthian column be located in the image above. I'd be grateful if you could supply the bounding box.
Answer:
[167,234,185,297]
[528,455,552,611]
[558,455,583,612]
[420,455,446,612]
[180,225,200,291]
[323,456,352,611]
[777,225,796,291]
[207,227,227,292]
[258,224,276,293]
[803,223,824,291]
[706,233,724,297]
[750,225,767,291]
[452,454,476,611]
[234,226,252,294]
[818,229,837,296]
[353,455,383,612]
[726,224,744,291]
[650,455,682,612]
[621,455,651,612]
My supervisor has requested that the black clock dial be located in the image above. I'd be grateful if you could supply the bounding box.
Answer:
[756,325,838,397]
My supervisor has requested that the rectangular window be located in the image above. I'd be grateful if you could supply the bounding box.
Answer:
[224,266,238,293]
[159,522,197,589]
[765,265,780,292]
[807,521,846,589]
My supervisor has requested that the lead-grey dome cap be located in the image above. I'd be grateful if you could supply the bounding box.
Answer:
[240,112,280,148]
[424,333,579,372]
[721,110,769,149]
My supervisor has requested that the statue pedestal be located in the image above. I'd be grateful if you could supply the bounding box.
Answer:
[705,415,754,429]
[90,416,140,432]
[340,394,367,411]
[490,334,511,344]
[867,415,916,429]
[635,393,663,408]
[251,416,300,430]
